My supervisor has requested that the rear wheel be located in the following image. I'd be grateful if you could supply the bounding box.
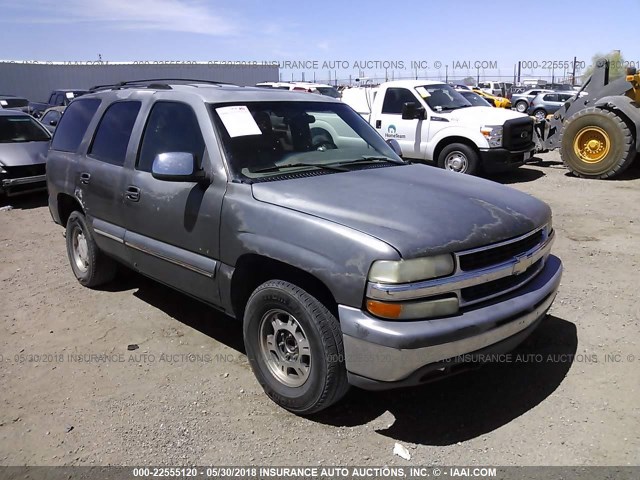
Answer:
[533,109,547,121]
[437,143,480,175]
[243,280,349,415]
[560,108,635,179]
[65,211,117,287]
[515,101,528,113]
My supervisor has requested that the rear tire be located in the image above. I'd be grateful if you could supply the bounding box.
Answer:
[243,280,349,415]
[437,143,480,175]
[560,107,635,179]
[533,109,547,121]
[65,211,117,287]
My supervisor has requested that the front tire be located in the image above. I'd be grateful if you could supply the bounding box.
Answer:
[65,211,117,287]
[243,280,349,415]
[515,101,528,113]
[560,107,635,179]
[437,143,480,175]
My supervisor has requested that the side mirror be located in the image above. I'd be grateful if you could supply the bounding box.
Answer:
[151,152,204,182]
[49,120,58,126]
[401,102,425,120]
[386,139,403,158]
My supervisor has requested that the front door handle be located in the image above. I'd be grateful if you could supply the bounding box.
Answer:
[79,172,91,184]
[375,120,382,129]
[125,186,141,202]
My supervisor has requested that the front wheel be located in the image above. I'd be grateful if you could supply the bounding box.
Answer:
[437,143,480,175]
[243,280,349,415]
[533,109,547,122]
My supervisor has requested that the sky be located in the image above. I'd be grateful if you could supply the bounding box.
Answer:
[1,0,639,83]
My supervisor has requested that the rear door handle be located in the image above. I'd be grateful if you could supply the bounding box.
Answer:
[79,172,91,184]
[125,186,141,202]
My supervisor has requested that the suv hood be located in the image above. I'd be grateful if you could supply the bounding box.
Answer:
[445,106,529,124]
[0,141,49,167]
[251,164,550,258]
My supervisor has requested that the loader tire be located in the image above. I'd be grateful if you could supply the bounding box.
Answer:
[560,107,635,179]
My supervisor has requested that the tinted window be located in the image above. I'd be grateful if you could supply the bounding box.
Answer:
[0,115,50,143]
[51,99,101,152]
[558,93,573,101]
[543,94,558,102]
[89,101,141,166]
[382,88,419,114]
[41,110,61,125]
[137,102,205,172]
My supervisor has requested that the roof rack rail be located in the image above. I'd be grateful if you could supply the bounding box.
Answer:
[89,78,235,92]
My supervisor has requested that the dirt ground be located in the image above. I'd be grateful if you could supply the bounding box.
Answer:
[1,150,639,467]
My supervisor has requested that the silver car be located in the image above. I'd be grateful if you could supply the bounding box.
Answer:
[0,110,51,197]
[511,89,554,113]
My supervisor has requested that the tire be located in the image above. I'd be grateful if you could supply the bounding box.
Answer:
[515,101,528,113]
[65,211,117,287]
[533,109,547,121]
[437,143,480,175]
[243,280,349,415]
[560,107,635,179]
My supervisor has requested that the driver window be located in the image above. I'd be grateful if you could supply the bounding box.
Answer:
[381,88,418,114]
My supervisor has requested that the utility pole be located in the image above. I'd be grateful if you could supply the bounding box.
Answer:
[445,65,448,83]
[517,61,521,84]
[571,55,577,86]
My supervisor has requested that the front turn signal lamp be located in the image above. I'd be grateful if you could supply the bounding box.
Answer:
[366,296,459,320]
[368,254,455,284]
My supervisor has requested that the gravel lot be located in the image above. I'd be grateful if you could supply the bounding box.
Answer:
[1,151,639,467]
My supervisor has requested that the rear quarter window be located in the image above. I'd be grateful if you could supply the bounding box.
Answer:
[51,99,101,152]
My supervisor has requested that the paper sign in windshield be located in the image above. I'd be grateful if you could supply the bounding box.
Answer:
[216,106,262,137]
[415,86,430,98]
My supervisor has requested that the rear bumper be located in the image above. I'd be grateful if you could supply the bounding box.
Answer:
[339,255,562,390]
[479,146,534,172]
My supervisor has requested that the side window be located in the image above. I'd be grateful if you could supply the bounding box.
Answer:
[88,101,141,166]
[55,94,64,106]
[51,98,101,152]
[381,88,419,114]
[543,94,557,102]
[41,111,61,125]
[48,93,56,104]
[137,102,205,172]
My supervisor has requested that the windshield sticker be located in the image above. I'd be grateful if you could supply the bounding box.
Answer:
[216,105,262,138]
[216,105,262,137]
[415,86,430,98]
[65,92,75,99]
[0,100,7,106]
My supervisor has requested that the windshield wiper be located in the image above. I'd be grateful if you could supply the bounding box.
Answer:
[327,156,402,167]
[438,105,471,111]
[249,162,347,173]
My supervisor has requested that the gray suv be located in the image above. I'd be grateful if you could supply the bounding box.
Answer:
[46,80,563,414]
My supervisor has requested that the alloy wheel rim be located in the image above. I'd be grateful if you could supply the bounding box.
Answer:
[72,227,89,273]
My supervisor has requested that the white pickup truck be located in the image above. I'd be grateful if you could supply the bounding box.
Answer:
[342,80,535,175]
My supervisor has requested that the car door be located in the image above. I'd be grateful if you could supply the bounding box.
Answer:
[122,100,224,305]
[77,100,142,262]
[376,87,428,159]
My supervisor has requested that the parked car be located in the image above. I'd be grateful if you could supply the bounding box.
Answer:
[39,106,66,134]
[511,89,554,113]
[477,81,502,96]
[0,110,51,197]
[29,89,88,118]
[1,95,31,113]
[471,88,512,109]
[47,80,562,415]
[456,89,493,107]
[527,92,576,120]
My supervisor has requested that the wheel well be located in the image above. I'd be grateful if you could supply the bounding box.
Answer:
[57,193,84,226]
[230,254,338,321]
[433,136,479,162]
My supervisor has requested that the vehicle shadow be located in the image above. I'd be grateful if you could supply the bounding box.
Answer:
[103,270,245,354]
[489,166,545,184]
[311,315,577,446]
[527,156,565,169]
[563,155,640,181]
[0,191,48,209]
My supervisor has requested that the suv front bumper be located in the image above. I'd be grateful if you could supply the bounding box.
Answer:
[339,255,562,390]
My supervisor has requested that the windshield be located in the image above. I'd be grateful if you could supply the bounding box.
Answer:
[315,87,341,99]
[211,101,404,181]
[418,84,472,111]
[0,115,50,143]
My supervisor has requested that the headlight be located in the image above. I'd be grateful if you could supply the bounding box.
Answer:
[368,254,455,284]
[480,125,503,148]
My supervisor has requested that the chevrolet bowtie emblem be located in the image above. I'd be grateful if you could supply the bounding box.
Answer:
[513,252,535,275]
